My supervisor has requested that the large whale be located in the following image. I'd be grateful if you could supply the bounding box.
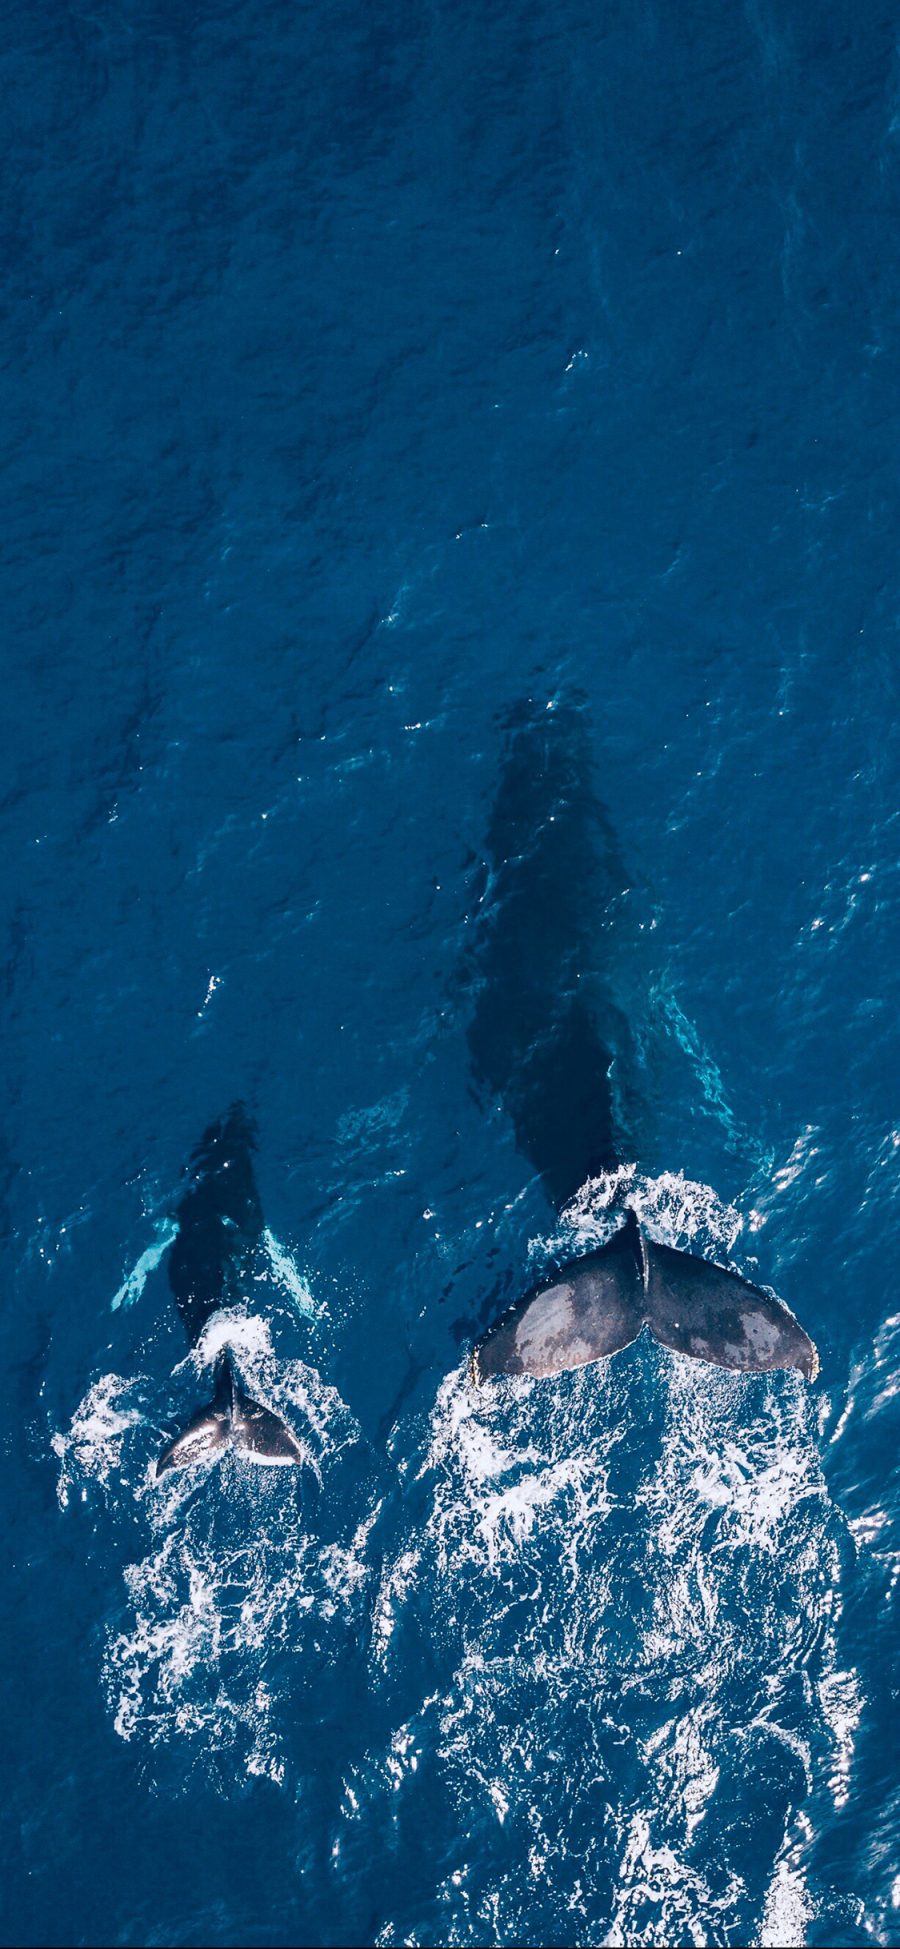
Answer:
[156,1104,307,1473]
[468,700,818,1384]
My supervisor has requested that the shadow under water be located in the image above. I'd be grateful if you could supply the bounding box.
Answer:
[167,1102,264,1346]
[465,697,818,1389]
[466,696,642,1212]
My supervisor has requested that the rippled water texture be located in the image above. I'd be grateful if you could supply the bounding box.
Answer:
[3,1,899,1944]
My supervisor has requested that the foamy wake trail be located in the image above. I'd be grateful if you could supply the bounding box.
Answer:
[56,1317,378,1784]
[550,1161,744,1262]
[369,1176,858,1948]
[52,1374,149,1508]
[105,1477,378,1784]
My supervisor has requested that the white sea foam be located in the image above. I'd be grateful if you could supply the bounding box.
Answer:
[552,1163,744,1262]
[56,1330,376,1783]
[369,1177,856,1946]
[186,1306,275,1372]
[104,1472,376,1782]
[760,1854,815,1948]
[52,1373,149,1507]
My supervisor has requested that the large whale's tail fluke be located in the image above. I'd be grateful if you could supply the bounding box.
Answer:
[156,1353,307,1475]
[473,1208,818,1383]
[641,1228,818,1378]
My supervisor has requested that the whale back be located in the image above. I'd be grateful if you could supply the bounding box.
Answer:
[167,1102,263,1343]
[467,698,639,1207]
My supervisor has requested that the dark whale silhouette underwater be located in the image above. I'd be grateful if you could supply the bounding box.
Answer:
[156,700,816,1472]
[467,698,818,1386]
[156,1105,307,1474]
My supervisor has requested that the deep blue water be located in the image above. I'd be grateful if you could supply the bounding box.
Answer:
[3,1,900,1943]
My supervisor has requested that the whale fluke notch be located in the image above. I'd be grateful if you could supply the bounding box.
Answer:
[156,1353,307,1475]
[472,1208,818,1384]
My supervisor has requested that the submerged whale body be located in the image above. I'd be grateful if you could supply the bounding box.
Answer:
[468,699,819,1384]
[467,696,636,1208]
[156,1104,305,1474]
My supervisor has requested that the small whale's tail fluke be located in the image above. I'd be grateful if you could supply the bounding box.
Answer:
[473,1208,818,1383]
[156,1353,307,1475]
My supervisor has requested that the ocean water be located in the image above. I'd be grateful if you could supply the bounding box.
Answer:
[3,1,899,1944]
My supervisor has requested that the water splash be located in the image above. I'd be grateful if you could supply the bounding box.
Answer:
[52,1373,149,1508]
[55,1325,377,1783]
[104,1478,378,1783]
[369,1215,855,1947]
[553,1163,744,1262]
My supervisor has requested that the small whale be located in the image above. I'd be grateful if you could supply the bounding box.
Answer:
[468,700,818,1385]
[156,1104,306,1474]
